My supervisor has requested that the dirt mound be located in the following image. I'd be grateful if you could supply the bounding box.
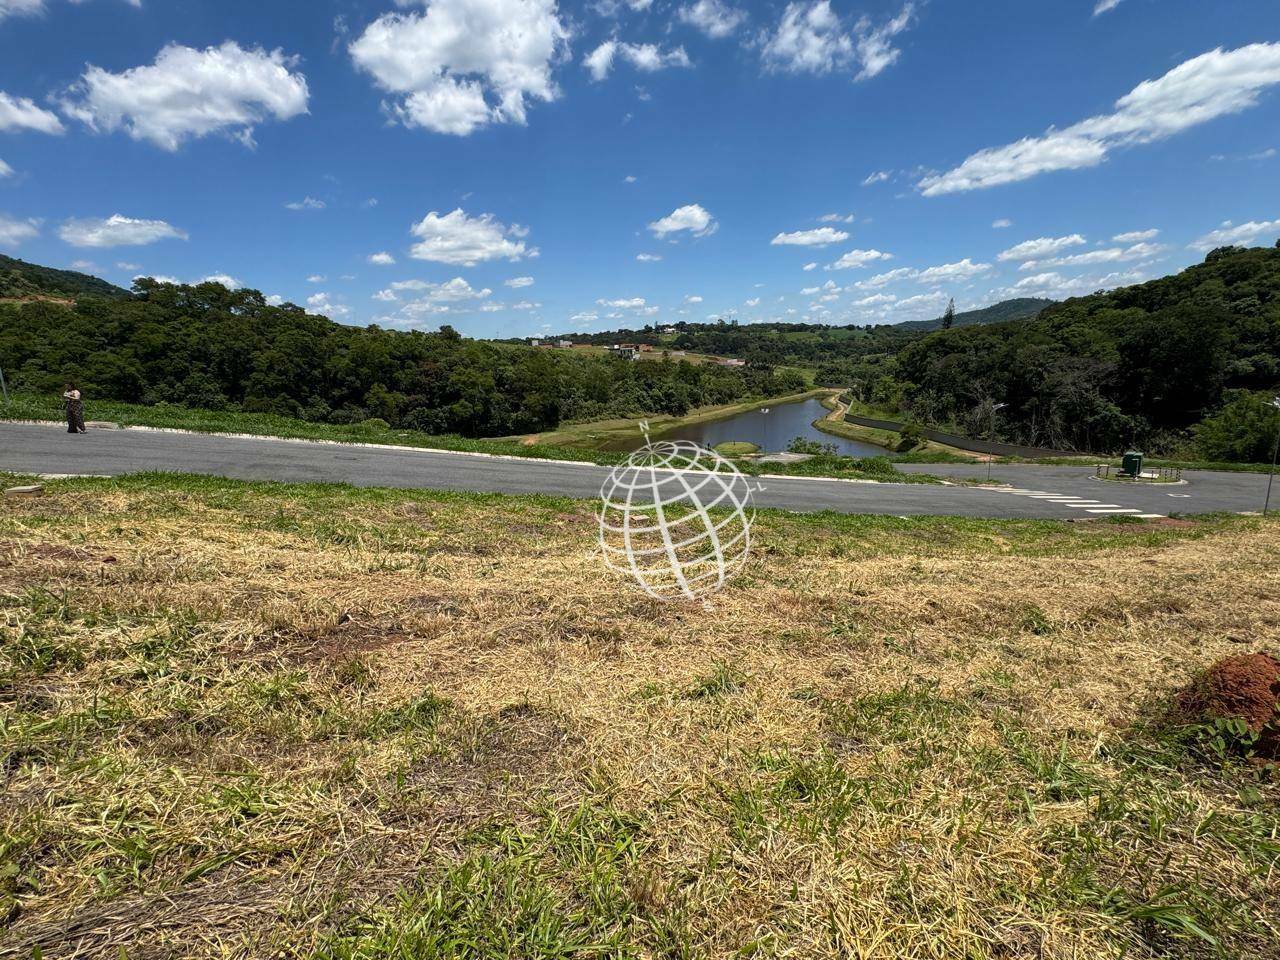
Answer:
[1173,653,1280,759]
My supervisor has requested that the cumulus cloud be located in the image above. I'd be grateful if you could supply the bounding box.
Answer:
[408,208,536,265]
[201,273,243,288]
[1019,241,1164,271]
[60,41,309,150]
[854,266,915,288]
[649,203,717,238]
[915,258,991,283]
[771,226,848,247]
[307,291,349,317]
[598,296,648,309]
[0,158,10,178]
[761,1,915,81]
[992,218,1012,229]
[997,234,1086,261]
[381,276,492,304]
[584,40,690,81]
[58,214,187,248]
[802,261,817,271]
[828,248,892,269]
[1113,228,1159,242]
[684,294,703,303]
[350,0,569,136]
[636,252,663,261]
[505,275,534,288]
[285,197,325,211]
[677,0,746,39]
[0,90,64,134]
[920,43,1280,195]
[1189,218,1280,251]
[1093,0,1123,15]
[0,212,39,246]
[368,251,396,265]
[1005,268,1145,298]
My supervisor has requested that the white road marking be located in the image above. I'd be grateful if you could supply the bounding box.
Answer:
[1135,514,1166,519]
[1086,508,1143,514]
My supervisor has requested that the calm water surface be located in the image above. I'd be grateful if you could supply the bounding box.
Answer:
[632,397,889,457]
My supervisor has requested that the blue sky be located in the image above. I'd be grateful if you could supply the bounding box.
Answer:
[1,0,1278,337]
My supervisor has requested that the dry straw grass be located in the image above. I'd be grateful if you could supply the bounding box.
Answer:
[1,475,1278,959]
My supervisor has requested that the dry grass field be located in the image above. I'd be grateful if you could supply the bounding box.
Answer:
[2,474,1278,959]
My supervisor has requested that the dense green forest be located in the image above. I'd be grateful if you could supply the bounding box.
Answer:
[0,277,805,437]
[0,254,131,301]
[889,245,1280,455]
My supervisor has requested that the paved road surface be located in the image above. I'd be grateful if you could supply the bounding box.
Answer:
[1,422,1270,519]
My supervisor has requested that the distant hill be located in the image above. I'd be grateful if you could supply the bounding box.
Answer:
[0,254,132,301]
[890,297,1055,333]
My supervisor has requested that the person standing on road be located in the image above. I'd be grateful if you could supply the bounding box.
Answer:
[63,382,86,434]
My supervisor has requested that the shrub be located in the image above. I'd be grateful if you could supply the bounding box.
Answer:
[1192,390,1280,462]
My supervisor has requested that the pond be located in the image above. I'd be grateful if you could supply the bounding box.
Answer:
[637,397,891,457]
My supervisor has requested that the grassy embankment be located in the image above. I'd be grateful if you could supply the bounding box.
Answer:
[2,473,1278,958]
[815,396,1278,474]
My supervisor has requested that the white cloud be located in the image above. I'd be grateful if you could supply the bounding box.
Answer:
[0,213,39,246]
[853,2,914,81]
[0,0,140,22]
[828,248,892,269]
[623,174,637,183]
[58,214,187,248]
[997,234,1086,261]
[1093,0,1123,15]
[307,274,326,283]
[60,41,309,150]
[408,208,536,265]
[373,289,398,302]
[649,203,717,238]
[855,266,915,288]
[684,294,703,303]
[286,196,325,211]
[853,293,895,306]
[0,158,10,178]
[505,275,534,288]
[350,0,569,136]
[915,258,991,283]
[115,261,139,270]
[761,1,914,81]
[307,291,349,317]
[383,276,492,304]
[818,212,854,223]
[861,170,891,186]
[1020,241,1164,271]
[202,273,243,289]
[598,296,648,309]
[1005,268,1145,298]
[771,226,848,246]
[802,261,817,271]
[920,43,1280,195]
[1189,218,1280,251]
[368,251,396,265]
[677,0,746,39]
[584,40,690,81]
[266,294,285,306]
[991,218,1012,229]
[636,252,663,261]
[744,297,760,307]
[0,91,65,134]
[1113,228,1159,242]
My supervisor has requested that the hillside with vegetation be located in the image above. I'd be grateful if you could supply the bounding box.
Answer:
[0,276,805,438]
[549,298,1054,381]
[0,254,131,301]
[885,245,1280,456]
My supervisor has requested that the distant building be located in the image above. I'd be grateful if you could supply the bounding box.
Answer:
[557,339,573,348]
[608,344,639,360]
[528,338,542,347]
[660,326,677,334]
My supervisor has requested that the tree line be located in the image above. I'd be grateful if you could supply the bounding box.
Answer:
[0,278,807,437]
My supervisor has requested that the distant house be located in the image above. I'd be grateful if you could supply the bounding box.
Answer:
[713,357,746,367]
[608,344,639,360]
[528,338,542,347]
[660,326,677,334]
[557,340,573,348]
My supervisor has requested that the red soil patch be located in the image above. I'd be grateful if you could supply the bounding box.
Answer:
[1173,653,1280,759]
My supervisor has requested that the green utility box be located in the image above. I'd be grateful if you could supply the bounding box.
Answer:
[1121,450,1144,477]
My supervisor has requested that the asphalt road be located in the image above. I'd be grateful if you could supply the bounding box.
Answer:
[1,422,1271,519]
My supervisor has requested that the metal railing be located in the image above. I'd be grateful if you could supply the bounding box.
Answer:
[1095,464,1182,482]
